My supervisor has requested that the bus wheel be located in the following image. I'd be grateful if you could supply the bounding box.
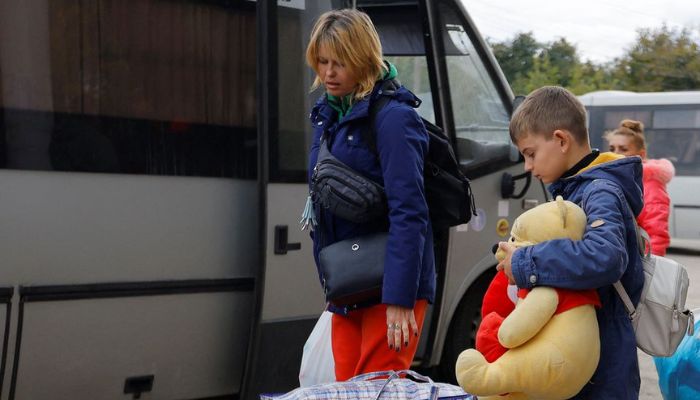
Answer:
[437,269,495,383]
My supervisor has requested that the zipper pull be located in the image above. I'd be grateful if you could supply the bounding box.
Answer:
[672,306,680,332]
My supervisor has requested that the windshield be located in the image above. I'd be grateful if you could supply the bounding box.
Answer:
[438,1,514,173]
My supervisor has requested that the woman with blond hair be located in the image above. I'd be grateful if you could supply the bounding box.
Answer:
[304,8,434,380]
[605,119,675,255]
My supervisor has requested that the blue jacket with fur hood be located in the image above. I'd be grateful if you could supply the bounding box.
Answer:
[307,78,435,313]
[511,153,645,399]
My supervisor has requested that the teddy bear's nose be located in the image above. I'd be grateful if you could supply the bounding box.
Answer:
[491,243,499,254]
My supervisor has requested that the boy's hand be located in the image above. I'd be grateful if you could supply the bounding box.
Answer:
[496,241,516,284]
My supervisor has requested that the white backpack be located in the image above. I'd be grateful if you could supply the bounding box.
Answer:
[614,228,694,357]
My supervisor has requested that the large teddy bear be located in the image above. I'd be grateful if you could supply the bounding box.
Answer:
[456,196,601,400]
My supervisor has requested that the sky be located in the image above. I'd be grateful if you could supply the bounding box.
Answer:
[462,0,700,63]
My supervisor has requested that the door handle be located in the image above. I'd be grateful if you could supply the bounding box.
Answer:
[274,225,302,255]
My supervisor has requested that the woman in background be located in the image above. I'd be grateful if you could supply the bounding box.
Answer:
[605,119,675,255]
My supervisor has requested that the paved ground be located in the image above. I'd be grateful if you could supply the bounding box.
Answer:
[638,244,700,400]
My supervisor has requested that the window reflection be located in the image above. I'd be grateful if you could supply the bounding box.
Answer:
[0,0,257,178]
[439,1,512,172]
[386,56,435,123]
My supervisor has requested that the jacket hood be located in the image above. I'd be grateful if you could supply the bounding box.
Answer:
[643,158,675,184]
[550,152,644,216]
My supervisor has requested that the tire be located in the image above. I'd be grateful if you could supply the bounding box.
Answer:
[437,269,495,383]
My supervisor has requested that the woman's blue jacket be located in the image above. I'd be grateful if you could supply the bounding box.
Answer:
[307,80,435,313]
[511,153,645,399]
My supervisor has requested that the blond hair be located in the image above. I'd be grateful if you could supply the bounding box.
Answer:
[305,9,386,101]
[509,86,589,145]
[603,119,646,151]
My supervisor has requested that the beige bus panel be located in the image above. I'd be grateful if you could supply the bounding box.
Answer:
[13,293,251,399]
[0,171,257,283]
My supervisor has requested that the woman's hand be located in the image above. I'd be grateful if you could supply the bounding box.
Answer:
[386,304,419,351]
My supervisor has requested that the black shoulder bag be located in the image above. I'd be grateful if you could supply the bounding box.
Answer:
[312,133,388,307]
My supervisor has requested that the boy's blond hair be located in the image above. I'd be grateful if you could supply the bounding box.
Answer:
[305,9,386,101]
[510,86,589,145]
[603,119,646,151]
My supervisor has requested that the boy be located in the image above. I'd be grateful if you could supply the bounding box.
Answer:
[497,86,644,399]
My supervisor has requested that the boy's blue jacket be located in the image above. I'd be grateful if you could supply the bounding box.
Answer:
[307,79,435,312]
[511,153,644,399]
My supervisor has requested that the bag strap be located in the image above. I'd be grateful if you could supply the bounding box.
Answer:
[347,370,437,400]
[613,281,637,316]
[365,79,400,156]
[349,369,433,383]
[609,182,650,317]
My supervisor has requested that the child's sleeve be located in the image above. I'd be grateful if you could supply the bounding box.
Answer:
[511,181,630,291]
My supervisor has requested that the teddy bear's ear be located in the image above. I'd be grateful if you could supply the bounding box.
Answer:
[555,195,567,229]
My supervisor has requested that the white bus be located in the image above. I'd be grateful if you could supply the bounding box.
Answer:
[0,1,545,398]
[580,90,700,242]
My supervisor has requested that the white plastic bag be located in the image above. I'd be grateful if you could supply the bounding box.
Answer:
[299,311,335,387]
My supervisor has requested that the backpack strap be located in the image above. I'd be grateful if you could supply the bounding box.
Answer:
[586,179,644,317]
[364,78,401,155]
[611,183,650,318]
[613,281,637,316]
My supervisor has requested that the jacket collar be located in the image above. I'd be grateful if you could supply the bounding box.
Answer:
[559,150,600,179]
[549,153,644,216]
[310,81,421,128]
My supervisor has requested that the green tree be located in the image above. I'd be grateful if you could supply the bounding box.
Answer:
[614,25,700,91]
[567,61,618,95]
[520,53,560,94]
[540,38,579,87]
[489,26,700,95]
[490,32,540,90]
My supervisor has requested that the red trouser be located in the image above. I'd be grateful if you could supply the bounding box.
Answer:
[331,300,428,381]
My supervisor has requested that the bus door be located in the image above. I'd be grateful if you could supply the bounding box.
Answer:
[242,1,331,396]
[246,0,442,394]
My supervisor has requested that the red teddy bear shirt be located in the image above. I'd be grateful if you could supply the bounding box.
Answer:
[476,273,601,363]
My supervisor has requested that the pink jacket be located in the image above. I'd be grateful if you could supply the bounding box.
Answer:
[637,158,675,256]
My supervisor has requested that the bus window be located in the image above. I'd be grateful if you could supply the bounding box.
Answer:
[372,2,435,123]
[598,108,700,176]
[653,109,700,130]
[273,2,334,182]
[386,56,435,123]
[603,110,651,130]
[646,130,700,176]
[0,1,257,178]
[271,1,436,182]
[438,1,512,175]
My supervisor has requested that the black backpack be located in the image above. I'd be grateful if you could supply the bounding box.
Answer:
[367,79,476,231]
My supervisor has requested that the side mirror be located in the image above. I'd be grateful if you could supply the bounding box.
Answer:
[512,95,526,112]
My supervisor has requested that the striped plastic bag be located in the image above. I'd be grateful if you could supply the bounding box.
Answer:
[263,370,474,400]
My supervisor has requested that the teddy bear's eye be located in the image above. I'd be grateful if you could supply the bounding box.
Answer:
[510,237,515,242]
